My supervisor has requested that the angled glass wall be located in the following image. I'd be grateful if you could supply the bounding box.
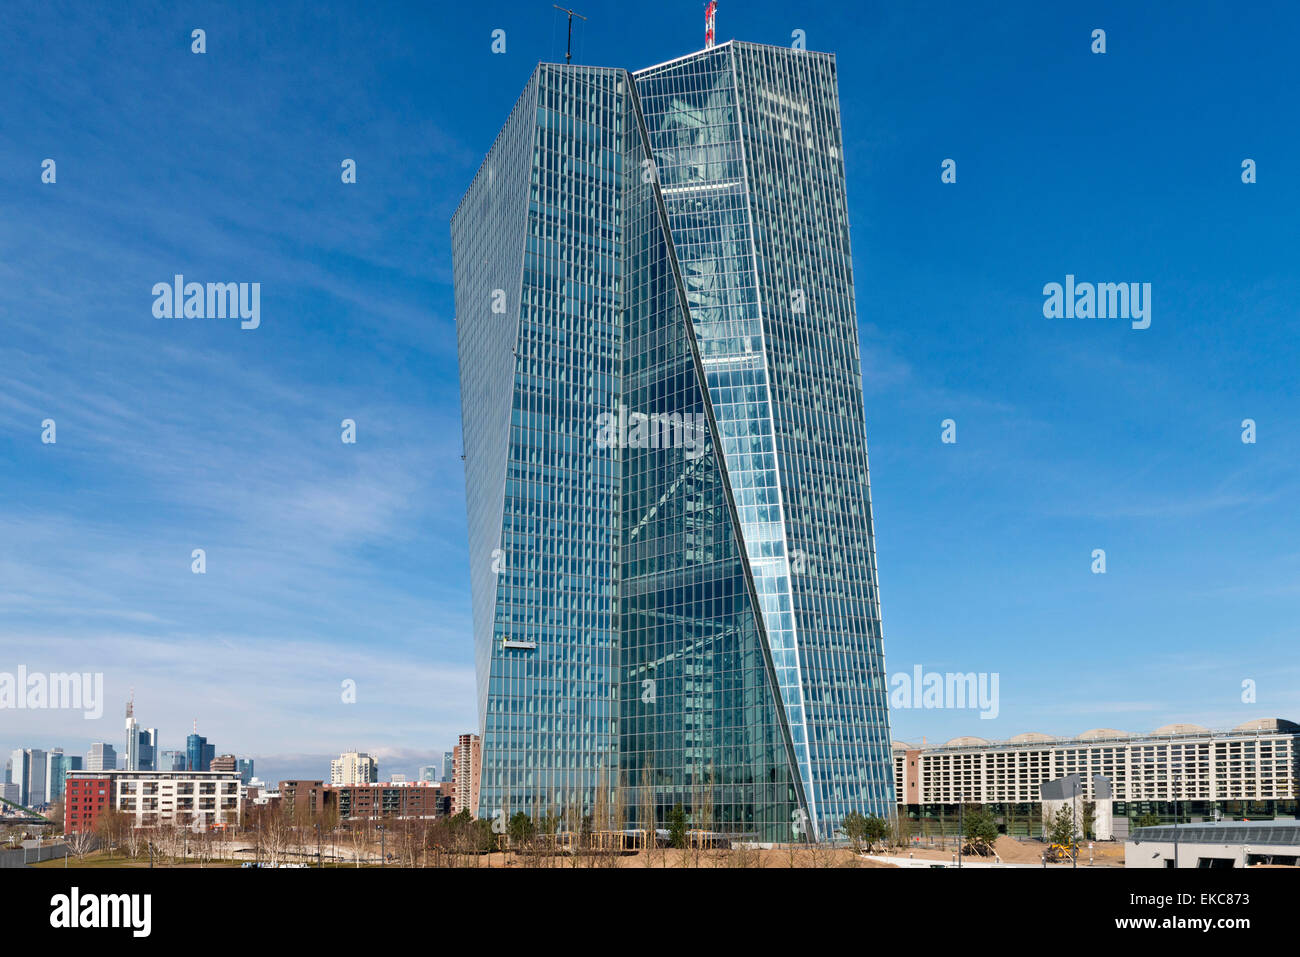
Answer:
[455,41,893,842]
[617,85,806,839]
[454,65,626,824]
[634,43,894,838]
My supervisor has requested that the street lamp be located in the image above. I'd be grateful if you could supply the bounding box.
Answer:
[1173,772,1181,869]
[1072,779,1079,871]
[957,795,963,869]
[377,824,385,867]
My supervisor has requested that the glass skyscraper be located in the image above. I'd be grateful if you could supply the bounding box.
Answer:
[453,40,892,842]
[186,732,213,772]
[45,750,82,804]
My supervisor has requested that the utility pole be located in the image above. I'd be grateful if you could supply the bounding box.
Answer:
[552,6,586,65]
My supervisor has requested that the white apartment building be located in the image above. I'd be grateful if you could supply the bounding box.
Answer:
[70,770,242,829]
[894,718,1300,810]
[330,751,378,786]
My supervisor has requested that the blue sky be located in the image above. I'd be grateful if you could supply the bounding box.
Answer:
[1,0,1297,784]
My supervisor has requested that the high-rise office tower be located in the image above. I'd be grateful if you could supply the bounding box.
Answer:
[45,749,82,804]
[161,750,186,772]
[87,742,117,772]
[453,38,892,841]
[8,748,48,807]
[123,695,158,772]
[186,726,213,772]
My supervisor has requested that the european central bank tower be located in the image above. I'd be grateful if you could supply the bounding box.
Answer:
[453,39,892,842]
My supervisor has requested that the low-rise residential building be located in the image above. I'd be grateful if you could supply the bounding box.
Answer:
[64,769,242,832]
[279,780,331,819]
[64,774,113,833]
[333,781,448,822]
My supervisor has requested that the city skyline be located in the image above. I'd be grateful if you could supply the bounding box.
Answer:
[3,1,1299,781]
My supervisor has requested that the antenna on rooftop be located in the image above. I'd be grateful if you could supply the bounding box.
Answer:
[552,5,587,65]
[705,1,717,49]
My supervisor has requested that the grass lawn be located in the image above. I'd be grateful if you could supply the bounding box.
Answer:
[31,852,242,868]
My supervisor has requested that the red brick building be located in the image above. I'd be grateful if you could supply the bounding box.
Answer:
[332,782,451,822]
[64,774,113,834]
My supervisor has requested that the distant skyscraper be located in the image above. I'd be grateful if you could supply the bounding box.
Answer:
[453,39,894,841]
[8,748,48,806]
[418,765,438,783]
[186,728,212,772]
[125,699,137,768]
[236,758,254,785]
[210,754,238,773]
[161,750,186,772]
[442,751,454,783]
[330,751,378,786]
[451,734,480,817]
[123,695,157,771]
[45,750,82,804]
[87,743,117,772]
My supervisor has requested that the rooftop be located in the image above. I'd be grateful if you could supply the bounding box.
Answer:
[1132,820,1300,846]
[892,718,1299,752]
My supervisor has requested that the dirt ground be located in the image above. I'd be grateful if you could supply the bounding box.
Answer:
[890,835,1125,866]
[456,846,897,868]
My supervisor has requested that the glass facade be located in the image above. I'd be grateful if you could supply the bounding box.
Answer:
[453,41,892,841]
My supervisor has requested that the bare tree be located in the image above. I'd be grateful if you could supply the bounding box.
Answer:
[95,808,130,860]
[66,828,97,861]
[346,819,372,867]
[564,791,584,868]
[638,758,664,868]
[611,770,627,863]
[694,765,715,868]
[263,811,294,866]
[192,826,216,867]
